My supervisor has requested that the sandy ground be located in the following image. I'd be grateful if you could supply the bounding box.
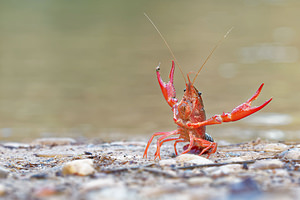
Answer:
[0,137,299,200]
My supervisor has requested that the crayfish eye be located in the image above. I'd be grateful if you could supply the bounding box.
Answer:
[198,91,202,96]
[183,89,186,92]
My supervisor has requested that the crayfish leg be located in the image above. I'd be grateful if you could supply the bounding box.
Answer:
[143,130,178,159]
[181,138,217,158]
[154,131,179,160]
[194,138,217,158]
[180,133,195,155]
[143,132,166,159]
[156,137,181,156]
[174,139,185,155]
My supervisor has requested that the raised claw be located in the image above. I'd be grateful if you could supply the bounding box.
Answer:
[184,83,272,129]
[221,83,272,122]
[156,61,178,107]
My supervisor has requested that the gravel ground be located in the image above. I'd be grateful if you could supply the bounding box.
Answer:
[0,137,299,200]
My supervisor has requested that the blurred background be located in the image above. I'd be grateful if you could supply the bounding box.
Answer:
[0,0,299,142]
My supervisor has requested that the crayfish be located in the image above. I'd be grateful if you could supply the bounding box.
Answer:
[143,61,272,159]
[143,14,272,160]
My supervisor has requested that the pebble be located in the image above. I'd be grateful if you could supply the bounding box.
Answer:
[32,137,76,146]
[0,184,5,196]
[0,166,9,178]
[277,148,300,160]
[176,154,213,165]
[250,159,284,170]
[62,159,95,176]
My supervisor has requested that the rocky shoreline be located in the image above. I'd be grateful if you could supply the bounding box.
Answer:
[0,137,299,199]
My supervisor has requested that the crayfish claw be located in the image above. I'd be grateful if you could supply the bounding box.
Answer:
[246,83,264,104]
[156,61,177,107]
[227,84,272,122]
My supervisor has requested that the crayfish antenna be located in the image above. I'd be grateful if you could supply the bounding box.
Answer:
[192,27,233,85]
[144,13,187,85]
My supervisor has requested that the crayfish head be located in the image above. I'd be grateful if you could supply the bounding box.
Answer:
[183,82,202,101]
[178,82,204,120]
[184,73,203,102]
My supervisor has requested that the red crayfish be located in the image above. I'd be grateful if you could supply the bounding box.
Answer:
[143,14,272,160]
[143,61,272,159]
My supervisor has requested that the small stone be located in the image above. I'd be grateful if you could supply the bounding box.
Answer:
[278,148,300,160]
[32,138,76,146]
[0,167,9,178]
[263,143,289,152]
[159,159,177,166]
[176,154,213,165]
[250,159,284,170]
[0,184,5,196]
[62,159,95,176]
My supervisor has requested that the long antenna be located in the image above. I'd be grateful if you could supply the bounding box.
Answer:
[192,27,233,85]
[144,13,187,84]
